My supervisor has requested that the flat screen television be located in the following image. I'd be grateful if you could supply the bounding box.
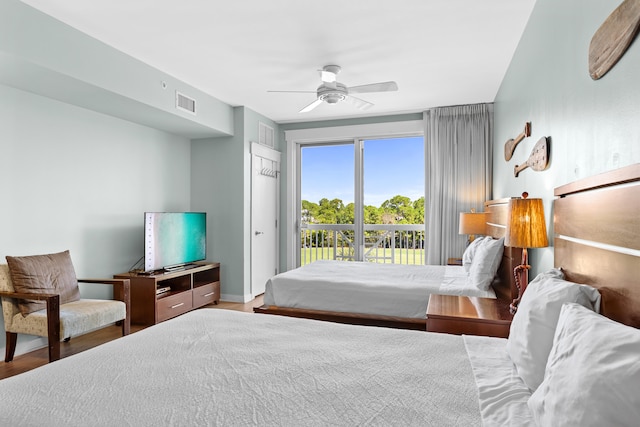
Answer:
[144,212,207,272]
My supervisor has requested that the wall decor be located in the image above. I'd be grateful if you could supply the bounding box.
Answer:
[589,0,640,80]
[514,136,550,177]
[504,121,531,161]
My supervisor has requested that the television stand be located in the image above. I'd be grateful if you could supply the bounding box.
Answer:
[115,262,220,325]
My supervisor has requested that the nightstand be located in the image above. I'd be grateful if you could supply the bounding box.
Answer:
[426,294,513,338]
[447,258,463,266]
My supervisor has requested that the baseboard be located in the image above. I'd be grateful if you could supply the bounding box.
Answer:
[220,293,253,303]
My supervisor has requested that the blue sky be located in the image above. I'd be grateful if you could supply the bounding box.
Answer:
[301,136,424,207]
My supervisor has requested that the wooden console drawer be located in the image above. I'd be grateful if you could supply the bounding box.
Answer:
[193,282,220,307]
[115,262,220,326]
[157,291,193,323]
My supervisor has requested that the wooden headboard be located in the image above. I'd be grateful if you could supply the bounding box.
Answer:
[554,164,640,328]
[484,198,522,302]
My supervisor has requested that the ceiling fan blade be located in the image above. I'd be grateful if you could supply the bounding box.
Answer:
[348,81,398,94]
[267,90,316,93]
[299,98,323,113]
[345,95,373,110]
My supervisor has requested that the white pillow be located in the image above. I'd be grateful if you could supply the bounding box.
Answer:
[528,303,640,427]
[467,237,504,290]
[462,236,487,272]
[506,270,601,392]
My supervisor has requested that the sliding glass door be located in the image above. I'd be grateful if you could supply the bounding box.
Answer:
[299,142,355,265]
[297,136,424,266]
[362,137,425,264]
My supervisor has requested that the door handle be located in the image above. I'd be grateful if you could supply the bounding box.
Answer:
[255,231,264,235]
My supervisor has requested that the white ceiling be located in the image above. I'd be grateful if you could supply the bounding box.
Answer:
[20,0,536,124]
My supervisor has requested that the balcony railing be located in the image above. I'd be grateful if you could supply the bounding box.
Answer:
[300,223,425,266]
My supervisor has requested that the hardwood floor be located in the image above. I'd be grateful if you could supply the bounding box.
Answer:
[0,295,264,380]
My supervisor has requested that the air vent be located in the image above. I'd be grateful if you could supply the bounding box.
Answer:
[176,91,196,115]
[258,122,274,148]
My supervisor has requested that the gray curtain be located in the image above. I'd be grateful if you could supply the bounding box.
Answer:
[424,103,493,265]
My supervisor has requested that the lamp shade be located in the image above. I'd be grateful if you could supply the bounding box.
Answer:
[505,195,548,248]
[459,212,487,235]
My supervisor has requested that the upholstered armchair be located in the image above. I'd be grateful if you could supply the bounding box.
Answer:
[0,251,130,363]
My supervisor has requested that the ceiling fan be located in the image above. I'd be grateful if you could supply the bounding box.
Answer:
[268,65,398,113]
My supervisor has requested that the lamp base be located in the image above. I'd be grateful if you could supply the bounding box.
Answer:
[509,264,531,314]
[509,248,530,315]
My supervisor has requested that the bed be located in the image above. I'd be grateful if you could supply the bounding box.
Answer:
[255,198,522,330]
[0,165,638,426]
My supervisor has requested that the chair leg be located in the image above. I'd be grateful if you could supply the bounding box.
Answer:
[5,332,17,362]
[48,340,60,363]
[121,280,131,337]
[46,295,61,362]
[122,313,131,336]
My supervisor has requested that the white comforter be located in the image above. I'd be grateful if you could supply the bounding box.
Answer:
[264,260,496,318]
[0,309,486,426]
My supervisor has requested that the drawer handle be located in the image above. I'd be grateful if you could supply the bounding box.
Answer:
[171,302,185,309]
[204,292,215,297]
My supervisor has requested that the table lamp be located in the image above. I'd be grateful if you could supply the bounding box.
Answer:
[506,192,548,314]
[459,209,487,245]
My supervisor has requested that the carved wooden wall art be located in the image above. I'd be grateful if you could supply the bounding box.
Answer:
[504,121,532,161]
[589,0,640,80]
[514,136,550,177]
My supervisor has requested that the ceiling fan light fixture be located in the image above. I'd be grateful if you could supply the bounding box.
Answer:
[317,82,348,104]
[321,65,341,83]
[321,71,337,83]
[320,92,346,104]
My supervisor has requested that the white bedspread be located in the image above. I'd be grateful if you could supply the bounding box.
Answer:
[464,335,534,426]
[264,260,496,318]
[0,309,486,426]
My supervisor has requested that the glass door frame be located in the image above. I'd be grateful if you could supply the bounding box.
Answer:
[285,120,423,270]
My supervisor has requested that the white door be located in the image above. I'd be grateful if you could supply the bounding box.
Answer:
[251,143,280,297]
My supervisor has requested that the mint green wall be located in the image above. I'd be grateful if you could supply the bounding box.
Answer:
[0,84,192,356]
[191,107,279,302]
[279,113,423,133]
[493,0,640,275]
[191,109,246,302]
